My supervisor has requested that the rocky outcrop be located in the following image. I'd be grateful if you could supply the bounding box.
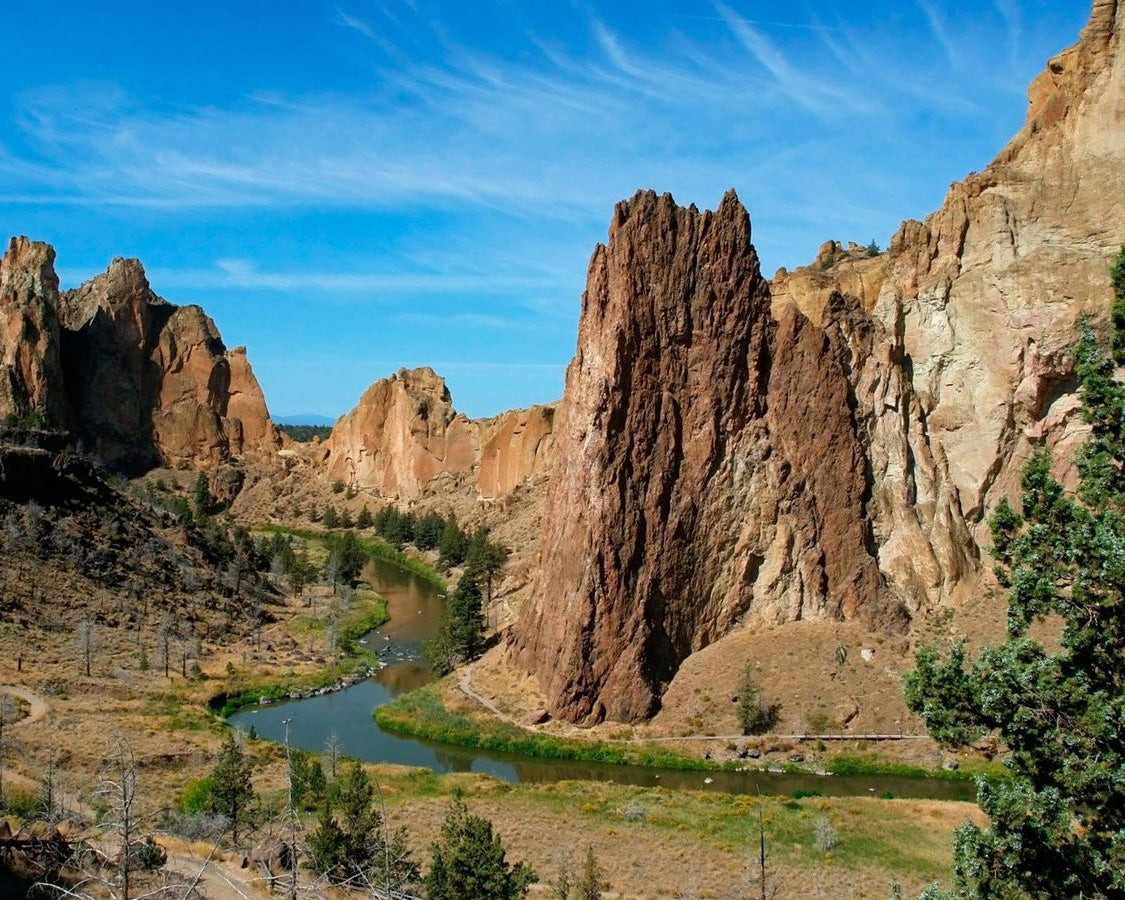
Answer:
[511,191,895,722]
[0,242,280,472]
[513,1,1125,723]
[0,238,67,427]
[58,258,281,470]
[323,368,479,499]
[323,368,555,500]
[476,405,556,499]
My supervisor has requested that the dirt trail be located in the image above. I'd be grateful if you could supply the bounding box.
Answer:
[0,684,49,727]
[164,851,265,900]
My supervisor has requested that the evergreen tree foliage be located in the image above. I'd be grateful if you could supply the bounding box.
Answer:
[304,762,417,890]
[323,505,338,529]
[904,249,1125,899]
[193,472,212,519]
[735,662,775,735]
[465,526,508,601]
[426,572,486,674]
[439,512,469,567]
[356,505,373,529]
[573,846,603,900]
[414,510,446,550]
[210,731,254,843]
[328,530,365,586]
[425,794,536,900]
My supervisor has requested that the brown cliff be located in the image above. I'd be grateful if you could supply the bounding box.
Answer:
[323,367,555,500]
[0,238,67,427]
[513,1,1125,722]
[511,191,894,722]
[59,257,281,470]
[1,241,280,471]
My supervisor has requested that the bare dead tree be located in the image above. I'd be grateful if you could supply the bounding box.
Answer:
[323,731,342,780]
[158,614,175,679]
[76,612,99,678]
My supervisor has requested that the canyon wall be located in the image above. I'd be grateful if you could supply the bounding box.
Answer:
[0,242,280,471]
[0,237,67,427]
[512,0,1125,723]
[323,367,555,501]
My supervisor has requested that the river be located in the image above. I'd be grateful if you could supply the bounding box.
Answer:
[229,555,974,801]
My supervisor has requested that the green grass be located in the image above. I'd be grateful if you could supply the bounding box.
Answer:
[208,592,386,719]
[261,523,447,590]
[374,685,715,771]
[825,752,1007,783]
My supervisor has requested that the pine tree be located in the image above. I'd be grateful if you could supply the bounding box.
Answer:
[465,526,507,602]
[193,472,211,519]
[356,505,373,529]
[425,794,536,900]
[323,505,338,529]
[573,846,602,900]
[904,248,1125,898]
[735,662,773,735]
[210,731,254,844]
[305,762,417,889]
[438,513,469,567]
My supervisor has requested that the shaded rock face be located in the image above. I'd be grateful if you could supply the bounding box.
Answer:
[511,191,890,723]
[59,258,280,470]
[324,368,556,500]
[514,1,1125,723]
[0,238,67,426]
[0,243,279,471]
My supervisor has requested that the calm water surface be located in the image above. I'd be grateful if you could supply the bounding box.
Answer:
[229,557,973,801]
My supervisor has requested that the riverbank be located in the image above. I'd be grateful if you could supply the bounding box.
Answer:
[377,678,1006,785]
[259,523,448,591]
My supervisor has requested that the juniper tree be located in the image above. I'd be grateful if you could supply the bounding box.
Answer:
[425,793,536,900]
[904,247,1125,898]
[210,731,254,845]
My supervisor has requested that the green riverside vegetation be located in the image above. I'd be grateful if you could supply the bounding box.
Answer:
[375,686,714,771]
[261,523,447,591]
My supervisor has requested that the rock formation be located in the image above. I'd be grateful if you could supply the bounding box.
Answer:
[0,238,67,427]
[511,192,895,722]
[0,241,280,471]
[476,405,556,499]
[323,367,555,501]
[512,0,1125,723]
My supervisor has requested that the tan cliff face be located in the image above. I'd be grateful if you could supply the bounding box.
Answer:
[0,237,67,426]
[323,367,556,501]
[1,242,279,470]
[512,0,1125,723]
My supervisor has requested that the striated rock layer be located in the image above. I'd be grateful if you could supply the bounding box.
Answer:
[0,242,280,471]
[323,367,555,501]
[513,0,1125,723]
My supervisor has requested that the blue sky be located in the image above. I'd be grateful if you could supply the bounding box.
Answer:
[0,0,1091,419]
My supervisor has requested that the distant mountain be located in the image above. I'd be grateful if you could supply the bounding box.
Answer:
[274,413,337,426]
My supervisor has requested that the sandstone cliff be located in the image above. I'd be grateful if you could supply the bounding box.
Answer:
[323,367,555,501]
[0,238,67,427]
[0,241,280,471]
[512,0,1125,723]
